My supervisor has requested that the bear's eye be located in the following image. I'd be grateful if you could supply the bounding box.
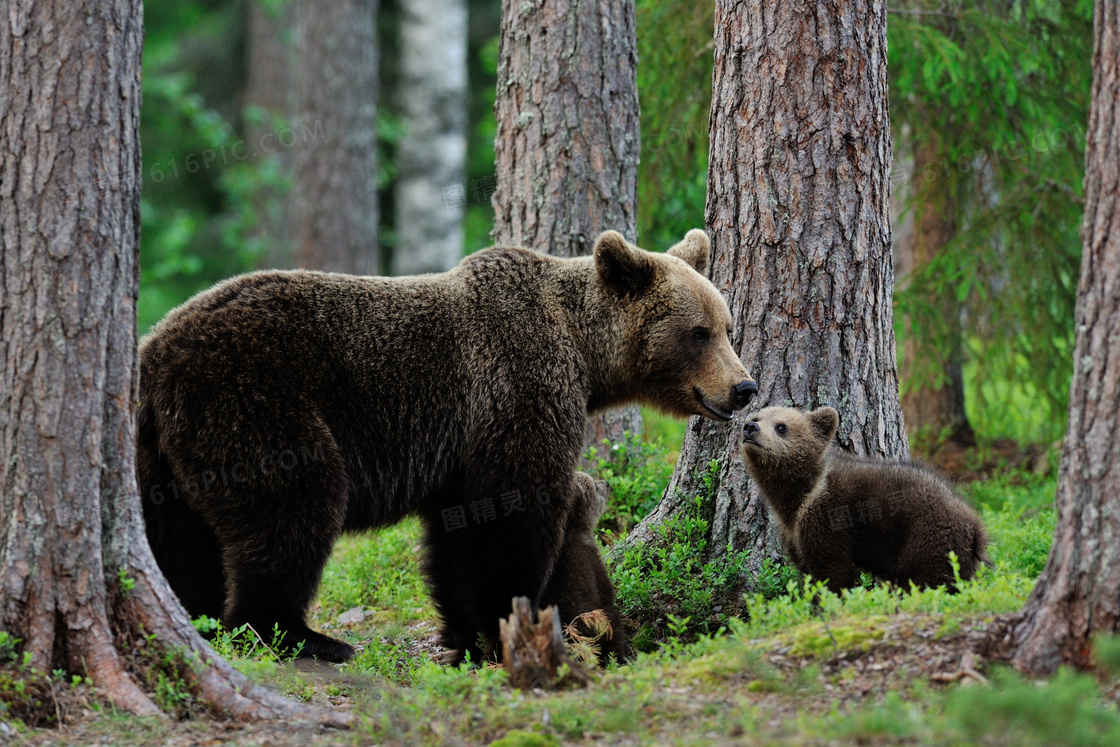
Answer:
[776,423,788,435]
[691,327,710,343]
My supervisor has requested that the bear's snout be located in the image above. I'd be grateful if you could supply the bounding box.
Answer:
[731,380,758,409]
[743,420,760,436]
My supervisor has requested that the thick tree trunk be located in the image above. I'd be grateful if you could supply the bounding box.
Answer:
[1010,0,1120,675]
[244,0,296,268]
[391,0,468,275]
[0,1,347,725]
[623,0,908,578]
[292,0,380,275]
[491,0,643,446]
[898,133,975,453]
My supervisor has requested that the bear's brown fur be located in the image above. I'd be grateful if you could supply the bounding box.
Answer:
[740,406,988,594]
[139,229,755,663]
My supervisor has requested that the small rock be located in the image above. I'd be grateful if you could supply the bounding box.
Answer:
[338,606,365,625]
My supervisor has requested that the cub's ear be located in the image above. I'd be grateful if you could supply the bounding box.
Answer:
[666,229,710,274]
[809,407,840,443]
[594,230,655,295]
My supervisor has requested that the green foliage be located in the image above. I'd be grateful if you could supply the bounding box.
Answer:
[968,470,1057,578]
[584,431,675,537]
[947,666,1120,746]
[610,486,752,647]
[635,0,713,248]
[891,1,1093,443]
[489,731,561,747]
[316,518,431,627]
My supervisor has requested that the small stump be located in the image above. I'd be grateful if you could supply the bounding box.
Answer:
[499,597,589,690]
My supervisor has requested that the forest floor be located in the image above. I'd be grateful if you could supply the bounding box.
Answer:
[8,426,1120,746]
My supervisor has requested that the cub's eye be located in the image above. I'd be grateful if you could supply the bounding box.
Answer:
[776,423,788,435]
[691,327,710,343]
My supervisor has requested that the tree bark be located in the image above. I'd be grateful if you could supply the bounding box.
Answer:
[391,0,468,275]
[491,0,643,446]
[244,0,296,268]
[1010,0,1120,675]
[0,0,348,725]
[292,0,380,275]
[623,0,908,578]
[898,132,975,453]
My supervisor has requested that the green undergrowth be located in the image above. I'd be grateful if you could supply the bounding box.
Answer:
[46,434,1082,744]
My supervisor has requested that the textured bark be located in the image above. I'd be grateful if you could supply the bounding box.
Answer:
[392,0,468,275]
[0,0,348,724]
[899,133,975,452]
[491,0,643,445]
[624,0,908,578]
[1011,0,1120,675]
[244,0,296,268]
[292,0,380,274]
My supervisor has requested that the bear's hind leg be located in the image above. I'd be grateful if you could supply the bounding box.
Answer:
[220,516,353,662]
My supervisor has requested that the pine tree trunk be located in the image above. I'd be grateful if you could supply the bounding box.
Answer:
[292,0,380,275]
[622,0,908,578]
[491,0,642,446]
[0,1,347,724]
[1010,0,1120,675]
[244,0,296,268]
[392,0,468,275]
[899,132,975,453]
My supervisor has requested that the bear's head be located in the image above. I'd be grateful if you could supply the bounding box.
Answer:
[593,229,756,420]
[740,406,839,472]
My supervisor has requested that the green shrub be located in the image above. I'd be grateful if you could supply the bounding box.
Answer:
[585,430,675,537]
[611,485,751,648]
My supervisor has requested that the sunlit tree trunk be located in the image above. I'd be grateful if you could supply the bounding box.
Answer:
[392,0,468,275]
[491,0,642,446]
[293,0,380,274]
[898,131,975,453]
[0,0,347,723]
[1011,0,1120,674]
[623,0,908,579]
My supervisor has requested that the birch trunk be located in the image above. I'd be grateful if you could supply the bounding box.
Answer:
[392,0,468,275]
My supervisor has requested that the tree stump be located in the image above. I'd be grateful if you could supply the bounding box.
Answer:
[499,598,589,690]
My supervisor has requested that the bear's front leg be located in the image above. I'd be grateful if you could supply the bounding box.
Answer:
[420,476,576,665]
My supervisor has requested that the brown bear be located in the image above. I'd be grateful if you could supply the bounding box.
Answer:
[541,472,627,664]
[740,406,988,594]
[139,229,756,663]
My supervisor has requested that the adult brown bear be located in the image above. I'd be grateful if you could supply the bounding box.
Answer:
[139,229,756,663]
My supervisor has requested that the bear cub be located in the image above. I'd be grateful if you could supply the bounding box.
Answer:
[740,406,988,594]
[543,472,628,664]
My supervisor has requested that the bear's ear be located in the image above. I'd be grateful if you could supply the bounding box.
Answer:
[809,407,840,443]
[594,230,656,295]
[666,229,710,274]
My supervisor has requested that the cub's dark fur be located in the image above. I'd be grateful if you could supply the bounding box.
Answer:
[542,473,627,663]
[740,406,988,594]
[139,229,755,663]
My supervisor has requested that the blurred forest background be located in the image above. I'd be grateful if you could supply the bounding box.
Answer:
[140,0,1092,453]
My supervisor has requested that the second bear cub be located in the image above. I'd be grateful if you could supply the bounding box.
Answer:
[741,406,988,594]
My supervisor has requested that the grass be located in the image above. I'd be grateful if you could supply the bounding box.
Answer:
[13,419,1120,746]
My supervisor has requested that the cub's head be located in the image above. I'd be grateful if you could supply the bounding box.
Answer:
[593,229,757,421]
[740,406,839,469]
